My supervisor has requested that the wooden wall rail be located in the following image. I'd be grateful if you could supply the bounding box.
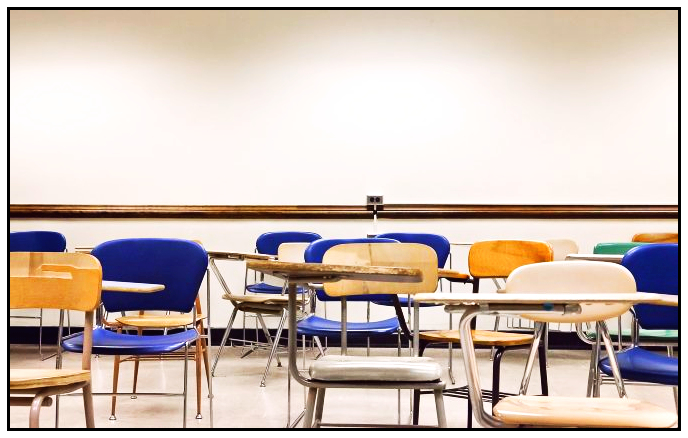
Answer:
[9,204,678,220]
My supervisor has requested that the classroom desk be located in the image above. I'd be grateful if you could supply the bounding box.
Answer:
[565,254,623,263]
[246,259,424,427]
[412,292,678,428]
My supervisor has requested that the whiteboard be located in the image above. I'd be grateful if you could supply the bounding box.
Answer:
[9,10,679,206]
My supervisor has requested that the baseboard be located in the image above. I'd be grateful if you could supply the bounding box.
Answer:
[10,326,599,350]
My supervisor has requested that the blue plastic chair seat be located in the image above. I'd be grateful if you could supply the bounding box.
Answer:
[297,315,400,338]
[246,282,305,294]
[599,347,678,386]
[62,327,198,356]
[372,296,440,308]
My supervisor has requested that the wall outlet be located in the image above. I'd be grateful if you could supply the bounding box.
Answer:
[366,195,384,210]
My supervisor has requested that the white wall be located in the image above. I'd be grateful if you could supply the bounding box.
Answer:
[9,9,679,205]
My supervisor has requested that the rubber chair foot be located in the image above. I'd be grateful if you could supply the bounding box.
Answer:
[109,415,117,421]
[196,414,203,420]
[130,395,137,399]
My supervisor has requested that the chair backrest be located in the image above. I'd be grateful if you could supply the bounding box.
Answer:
[277,242,310,263]
[622,244,678,330]
[92,238,208,313]
[10,252,102,312]
[468,240,553,278]
[632,233,678,243]
[375,232,450,268]
[11,252,101,371]
[256,231,322,255]
[305,237,399,301]
[321,243,439,296]
[593,242,647,255]
[546,239,579,261]
[504,261,637,323]
[10,231,66,252]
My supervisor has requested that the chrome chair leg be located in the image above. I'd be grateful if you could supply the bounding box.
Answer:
[211,308,238,376]
[314,388,326,428]
[260,310,287,387]
[434,389,447,428]
[303,388,317,428]
[257,314,282,367]
[183,343,189,428]
[518,323,545,395]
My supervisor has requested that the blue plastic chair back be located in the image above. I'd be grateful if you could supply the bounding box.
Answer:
[593,242,647,255]
[376,233,450,268]
[92,238,208,313]
[256,231,322,255]
[305,237,399,302]
[10,231,66,252]
[622,244,678,330]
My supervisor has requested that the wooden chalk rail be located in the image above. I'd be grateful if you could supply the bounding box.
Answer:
[9,204,678,220]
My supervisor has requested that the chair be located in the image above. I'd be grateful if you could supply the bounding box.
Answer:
[297,238,403,352]
[374,233,467,385]
[111,255,211,420]
[212,232,322,374]
[632,233,678,243]
[246,231,322,295]
[293,242,447,427]
[490,260,677,428]
[412,240,552,427]
[60,238,209,427]
[10,231,68,360]
[593,242,647,254]
[10,252,101,428]
[582,241,676,352]
[595,244,678,407]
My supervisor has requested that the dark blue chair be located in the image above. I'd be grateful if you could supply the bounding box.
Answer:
[297,238,403,347]
[597,244,678,408]
[10,231,67,360]
[245,231,322,294]
[61,238,209,427]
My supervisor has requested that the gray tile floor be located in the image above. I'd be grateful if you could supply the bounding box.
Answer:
[9,343,678,429]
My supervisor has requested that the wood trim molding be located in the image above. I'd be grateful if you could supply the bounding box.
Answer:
[9,204,678,220]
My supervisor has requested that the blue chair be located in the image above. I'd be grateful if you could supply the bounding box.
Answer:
[246,231,322,294]
[596,244,678,408]
[10,231,68,360]
[60,238,209,427]
[297,238,404,350]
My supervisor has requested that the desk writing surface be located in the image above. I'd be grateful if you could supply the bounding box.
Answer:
[413,292,678,307]
[565,254,623,263]
[246,260,423,283]
[101,281,165,293]
[206,250,275,260]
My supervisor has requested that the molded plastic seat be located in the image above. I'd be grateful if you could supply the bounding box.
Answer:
[63,327,199,356]
[246,282,306,294]
[599,347,677,386]
[419,329,534,347]
[493,396,677,428]
[297,315,400,338]
[309,355,442,382]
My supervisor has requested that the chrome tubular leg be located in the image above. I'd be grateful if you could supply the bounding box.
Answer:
[260,310,287,387]
[183,343,189,428]
[518,323,544,395]
[303,388,317,428]
[211,308,238,376]
[598,322,627,398]
[257,314,281,367]
[434,388,447,428]
[589,323,602,397]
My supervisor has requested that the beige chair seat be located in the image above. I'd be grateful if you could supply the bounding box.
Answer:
[493,396,678,428]
[309,355,442,382]
[420,329,534,347]
[221,292,290,305]
[116,313,205,328]
[10,369,91,390]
